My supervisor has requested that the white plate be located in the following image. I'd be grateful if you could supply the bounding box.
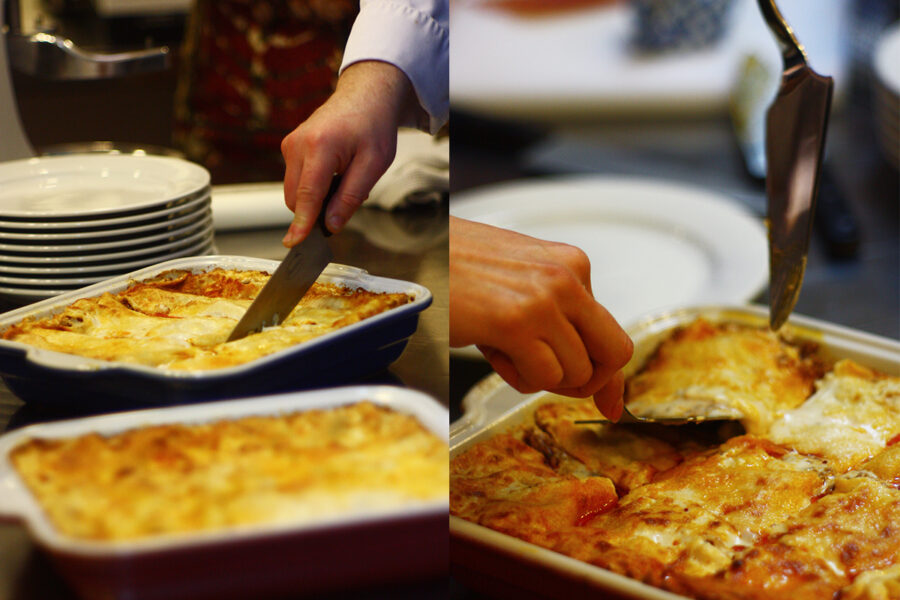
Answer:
[0,154,209,219]
[0,191,210,231]
[0,237,216,303]
[0,240,217,275]
[874,22,900,97]
[449,176,767,359]
[0,199,210,242]
[0,226,214,265]
[0,213,212,254]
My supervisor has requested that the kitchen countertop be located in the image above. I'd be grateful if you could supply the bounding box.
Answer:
[0,204,450,600]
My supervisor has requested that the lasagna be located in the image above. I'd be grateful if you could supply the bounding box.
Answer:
[0,268,412,371]
[624,319,824,433]
[450,319,900,600]
[12,402,448,541]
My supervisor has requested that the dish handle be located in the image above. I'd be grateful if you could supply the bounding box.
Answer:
[0,458,34,524]
[25,347,105,371]
[450,372,530,443]
[324,263,369,278]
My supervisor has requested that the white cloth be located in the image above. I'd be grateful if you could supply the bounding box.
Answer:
[340,0,449,134]
[366,128,448,210]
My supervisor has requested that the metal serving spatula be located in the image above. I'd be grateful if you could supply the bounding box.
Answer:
[581,2,832,427]
[226,178,339,342]
[574,404,737,426]
[759,0,833,331]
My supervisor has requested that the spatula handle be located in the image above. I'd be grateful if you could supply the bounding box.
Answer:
[757,0,808,71]
[317,175,342,238]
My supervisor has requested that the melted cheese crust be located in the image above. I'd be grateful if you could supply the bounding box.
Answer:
[1,269,412,371]
[449,431,618,547]
[625,319,824,434]
[450,319,900,600]
[767,359,900,473]
[13,402,448,541]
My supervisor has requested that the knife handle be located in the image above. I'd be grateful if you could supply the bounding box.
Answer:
[316,175,343,238]
[757,0,808,71]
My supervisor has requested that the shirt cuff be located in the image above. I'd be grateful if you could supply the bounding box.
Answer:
[340,0,449,133]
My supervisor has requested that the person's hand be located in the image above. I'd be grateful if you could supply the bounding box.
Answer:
[449,217,634,420]
[281,61,418,247]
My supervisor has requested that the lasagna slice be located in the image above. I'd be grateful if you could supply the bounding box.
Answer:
[765,359,900,473]
[1,268,412,371]
[625,319,824,433]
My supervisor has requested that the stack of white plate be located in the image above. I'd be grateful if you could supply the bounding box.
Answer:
[873,22,900,170]
[0,154,214,303]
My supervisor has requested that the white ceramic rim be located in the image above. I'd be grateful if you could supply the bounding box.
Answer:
[0,198,210,242]
[0,238,216,301]
[0,154,210,219]
[0,213,213,254]
[0,224,214,265]
[0,190,210,231]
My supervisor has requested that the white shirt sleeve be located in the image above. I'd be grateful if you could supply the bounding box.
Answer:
[340,0,449,134]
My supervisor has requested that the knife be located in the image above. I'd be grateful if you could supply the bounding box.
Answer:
[758,0,833,331]
[226,177,339,342]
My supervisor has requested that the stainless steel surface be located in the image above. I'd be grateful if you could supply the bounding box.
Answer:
[0,0,175,161]
[6,31,170,79]
[573,406,734,426]
[760,0,834,331]
[0,0,35,161]
[227,228,333,341]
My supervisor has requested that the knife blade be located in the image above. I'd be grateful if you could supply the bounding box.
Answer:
[226,178,338,342]
[758,0,833,331]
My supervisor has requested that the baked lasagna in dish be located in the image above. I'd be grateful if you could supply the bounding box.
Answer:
[0,268,412,371]
[450,318,900,600]
[12,401,448,541]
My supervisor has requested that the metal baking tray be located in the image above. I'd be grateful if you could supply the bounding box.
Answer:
[0,255,432,412]
[450,304,900,600]
[0,385,449,600]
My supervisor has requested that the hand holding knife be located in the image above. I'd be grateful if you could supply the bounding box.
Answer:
[226,177,340,342]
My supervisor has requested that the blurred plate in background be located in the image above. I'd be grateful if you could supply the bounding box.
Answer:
[449,175,767,359]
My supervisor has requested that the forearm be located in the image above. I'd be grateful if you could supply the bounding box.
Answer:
[334,61,419,130]
[341,0,449,132]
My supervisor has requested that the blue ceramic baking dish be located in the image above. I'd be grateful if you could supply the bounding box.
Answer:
[0,255,432,412]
